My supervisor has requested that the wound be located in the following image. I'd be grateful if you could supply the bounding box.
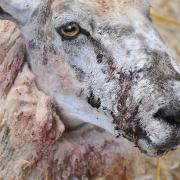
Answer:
[113,69,137,130]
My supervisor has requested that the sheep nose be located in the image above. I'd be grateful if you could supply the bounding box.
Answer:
[154,107,180,125]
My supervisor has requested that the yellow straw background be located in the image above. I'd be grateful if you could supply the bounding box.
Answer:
[156,157,161,180]
[150,9,180,27]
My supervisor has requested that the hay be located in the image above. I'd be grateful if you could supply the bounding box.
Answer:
[151,0,180,65]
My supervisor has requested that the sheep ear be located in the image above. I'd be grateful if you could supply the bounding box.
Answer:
[0,0,46,25]
[130,0,150,16]
[119,0,150,16]
[135,0,150,16]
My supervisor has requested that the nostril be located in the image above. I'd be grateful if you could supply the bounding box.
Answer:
[153,108,164,118]
[154,108,180,125]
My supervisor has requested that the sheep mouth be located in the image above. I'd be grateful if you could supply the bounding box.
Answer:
[123,122,179,156]
[136,136,179,157]
[119,126,170,157]
[112,113,179,156]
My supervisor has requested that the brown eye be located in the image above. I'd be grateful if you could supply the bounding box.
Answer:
[58,22,80,40]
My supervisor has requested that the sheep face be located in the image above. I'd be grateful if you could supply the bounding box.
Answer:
[0,0,180,156]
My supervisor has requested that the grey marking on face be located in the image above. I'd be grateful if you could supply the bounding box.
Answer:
[87,91,101,109]
[72,65,86,82]
[97,25,135,39]
[96,53,104,64]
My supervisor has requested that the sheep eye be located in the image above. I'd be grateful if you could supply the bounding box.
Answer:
[58,22,80,40]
